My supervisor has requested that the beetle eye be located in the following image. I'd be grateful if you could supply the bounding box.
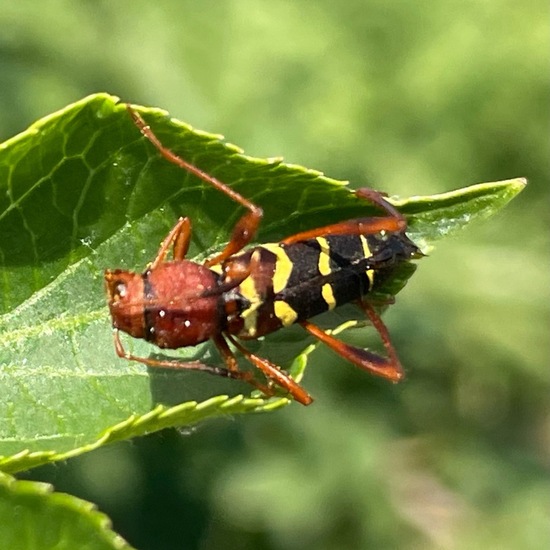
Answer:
[114,281,127,298]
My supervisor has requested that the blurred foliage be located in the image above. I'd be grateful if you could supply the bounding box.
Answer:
[2,1,548,549]
[0,471,133,550]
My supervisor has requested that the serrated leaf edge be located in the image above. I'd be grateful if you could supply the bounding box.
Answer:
[0,394,289,474]
[0,470,134,549]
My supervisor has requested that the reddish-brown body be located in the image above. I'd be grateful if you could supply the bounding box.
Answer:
[106,262,221,349]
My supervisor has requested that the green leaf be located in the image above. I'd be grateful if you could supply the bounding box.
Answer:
[393,179,527,246]
[0,471,134,549]
[0,93,525,473]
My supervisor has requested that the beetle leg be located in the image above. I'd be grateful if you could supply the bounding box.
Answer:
[225,334,314,405]
[354,187,406,224]
[172,217,192,261]
[299,301,404,382]
[127,105,263,265]
[281,188,407,245]
[212,334,277,398]
[150,217,192,268]
[201,244,261,297]
[113,328,244,379]
[204,210,263,267]
[281,217,404,245]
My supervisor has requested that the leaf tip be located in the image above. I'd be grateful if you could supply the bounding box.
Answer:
[512,176,527,191]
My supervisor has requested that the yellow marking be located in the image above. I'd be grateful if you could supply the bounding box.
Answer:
[366,268,375,286]
[322,283,336,310]
[316,237,331,276]
[261,243,293,294]
[360,235,375,287]
[274,300,298,326]
[359,235,371,258]
[210,264,223,274]
[238,250,262,337]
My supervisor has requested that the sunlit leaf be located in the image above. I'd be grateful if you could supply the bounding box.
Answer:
[0,94,525,472]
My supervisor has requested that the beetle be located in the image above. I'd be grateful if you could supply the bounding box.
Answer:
[104,105,423,405]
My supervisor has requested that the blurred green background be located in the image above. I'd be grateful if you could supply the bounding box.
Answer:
[2,1,549,549]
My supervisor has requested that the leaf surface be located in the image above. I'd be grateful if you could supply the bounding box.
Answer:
[0,94,525,472]
[0,471,134,549]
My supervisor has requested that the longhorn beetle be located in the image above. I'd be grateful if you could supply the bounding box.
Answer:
[104,105,423,405]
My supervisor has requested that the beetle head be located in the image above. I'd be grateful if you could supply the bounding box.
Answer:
[104,269,147,339]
